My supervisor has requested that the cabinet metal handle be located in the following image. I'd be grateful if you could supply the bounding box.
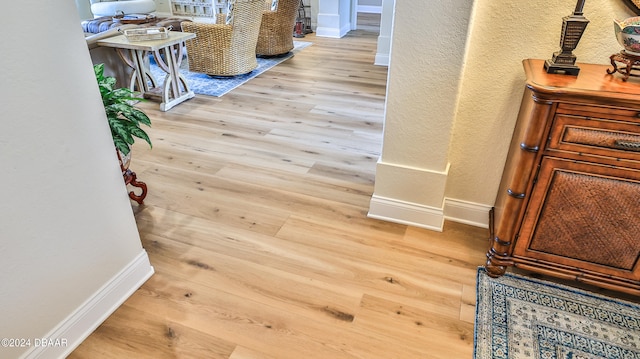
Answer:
[614,140,640,152]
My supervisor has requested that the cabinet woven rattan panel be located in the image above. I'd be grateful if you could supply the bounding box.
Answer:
[526,166,640,270]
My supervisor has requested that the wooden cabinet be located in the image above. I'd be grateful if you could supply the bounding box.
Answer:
[486,59,640,295]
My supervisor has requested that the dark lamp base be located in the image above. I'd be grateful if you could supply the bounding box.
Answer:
[544,59,580,76]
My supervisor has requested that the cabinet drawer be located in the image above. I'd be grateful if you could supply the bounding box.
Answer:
[548,115,640,161]
[556,103,640,124]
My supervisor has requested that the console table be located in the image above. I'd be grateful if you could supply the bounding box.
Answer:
[486,59,640,295]
[98,31,196,111]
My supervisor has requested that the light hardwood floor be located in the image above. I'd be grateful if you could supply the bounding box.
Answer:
[69,26,489,359]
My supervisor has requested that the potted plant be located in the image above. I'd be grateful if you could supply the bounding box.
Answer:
[94,63,152,169]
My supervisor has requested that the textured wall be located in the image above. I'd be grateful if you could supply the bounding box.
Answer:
[372,0,637,229]
[446,0,634,205]
[383,1,473,170]
[373,1,474,208]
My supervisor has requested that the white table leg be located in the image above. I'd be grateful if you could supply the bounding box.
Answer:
[115,48,157,95]
[153,43,195,111]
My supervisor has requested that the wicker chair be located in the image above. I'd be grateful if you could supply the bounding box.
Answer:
[181,0,264,76]
[256,0,299,56]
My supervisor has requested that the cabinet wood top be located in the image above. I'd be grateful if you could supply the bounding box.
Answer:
[524,59,640,105]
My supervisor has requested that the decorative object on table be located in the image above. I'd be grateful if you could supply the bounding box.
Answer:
[544,0,589,75]
[181,0,265,77]
[94,63,151,204]
[121,26,170,42]
[112,12,157,24]
[256,0,300,56]
[148,41,312,97]
[122,27,169,42]
[608,16,640,81]
[474,267,640,359]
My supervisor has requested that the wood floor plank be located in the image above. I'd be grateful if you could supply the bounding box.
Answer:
[229,346,279,359]
[70,304,236,359]
[70,18,489,359]
[354,294,474,359]
[119,269,429,359]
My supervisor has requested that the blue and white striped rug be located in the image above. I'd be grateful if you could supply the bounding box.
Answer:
[149,41,311,97]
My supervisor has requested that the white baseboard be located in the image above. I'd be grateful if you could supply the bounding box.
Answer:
[315,23,352,38]
[368,195,445,232]
[357,5,382,13]
[368,195,491,231]
[315,26,340,38]
[443,198,491,229]
[21,251,154,359]
[374,53,389,66]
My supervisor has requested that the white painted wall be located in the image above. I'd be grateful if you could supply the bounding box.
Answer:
[358,0,381,6]
[369,1,474,231]
[448,0,632,204]
[374,0,393,66]
[75,0,94,20]
[317,0,353,38]
[370,0,636,230]
[309,0,319,30]
[357,0,381,13]
[1,1,153,358]
[155,0,172,15]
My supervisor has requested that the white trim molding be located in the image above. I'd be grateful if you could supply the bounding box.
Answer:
[374,52,390,66]
[21,251,154,359]
[357,5,382,13]
[368,195,492,231]
[443,198,491,228]
[368,194,445,232]
[316,23,352,38]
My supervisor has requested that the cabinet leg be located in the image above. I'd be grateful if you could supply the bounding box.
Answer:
[485,260,507,277]
[485,245,510,277]
[485,207,507,277]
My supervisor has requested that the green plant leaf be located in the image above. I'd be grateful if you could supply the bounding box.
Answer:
[126,122,152,148]
[129,108,152,126]
[119,106,151,127]
[110,87,136,101]
[113,136,131,156]
[109,117,135,145]
[94,63,105,79]
[94,63,152,153]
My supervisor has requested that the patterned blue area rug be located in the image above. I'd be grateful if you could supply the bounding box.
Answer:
[149,41,311,97]
[474,267,640,359]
